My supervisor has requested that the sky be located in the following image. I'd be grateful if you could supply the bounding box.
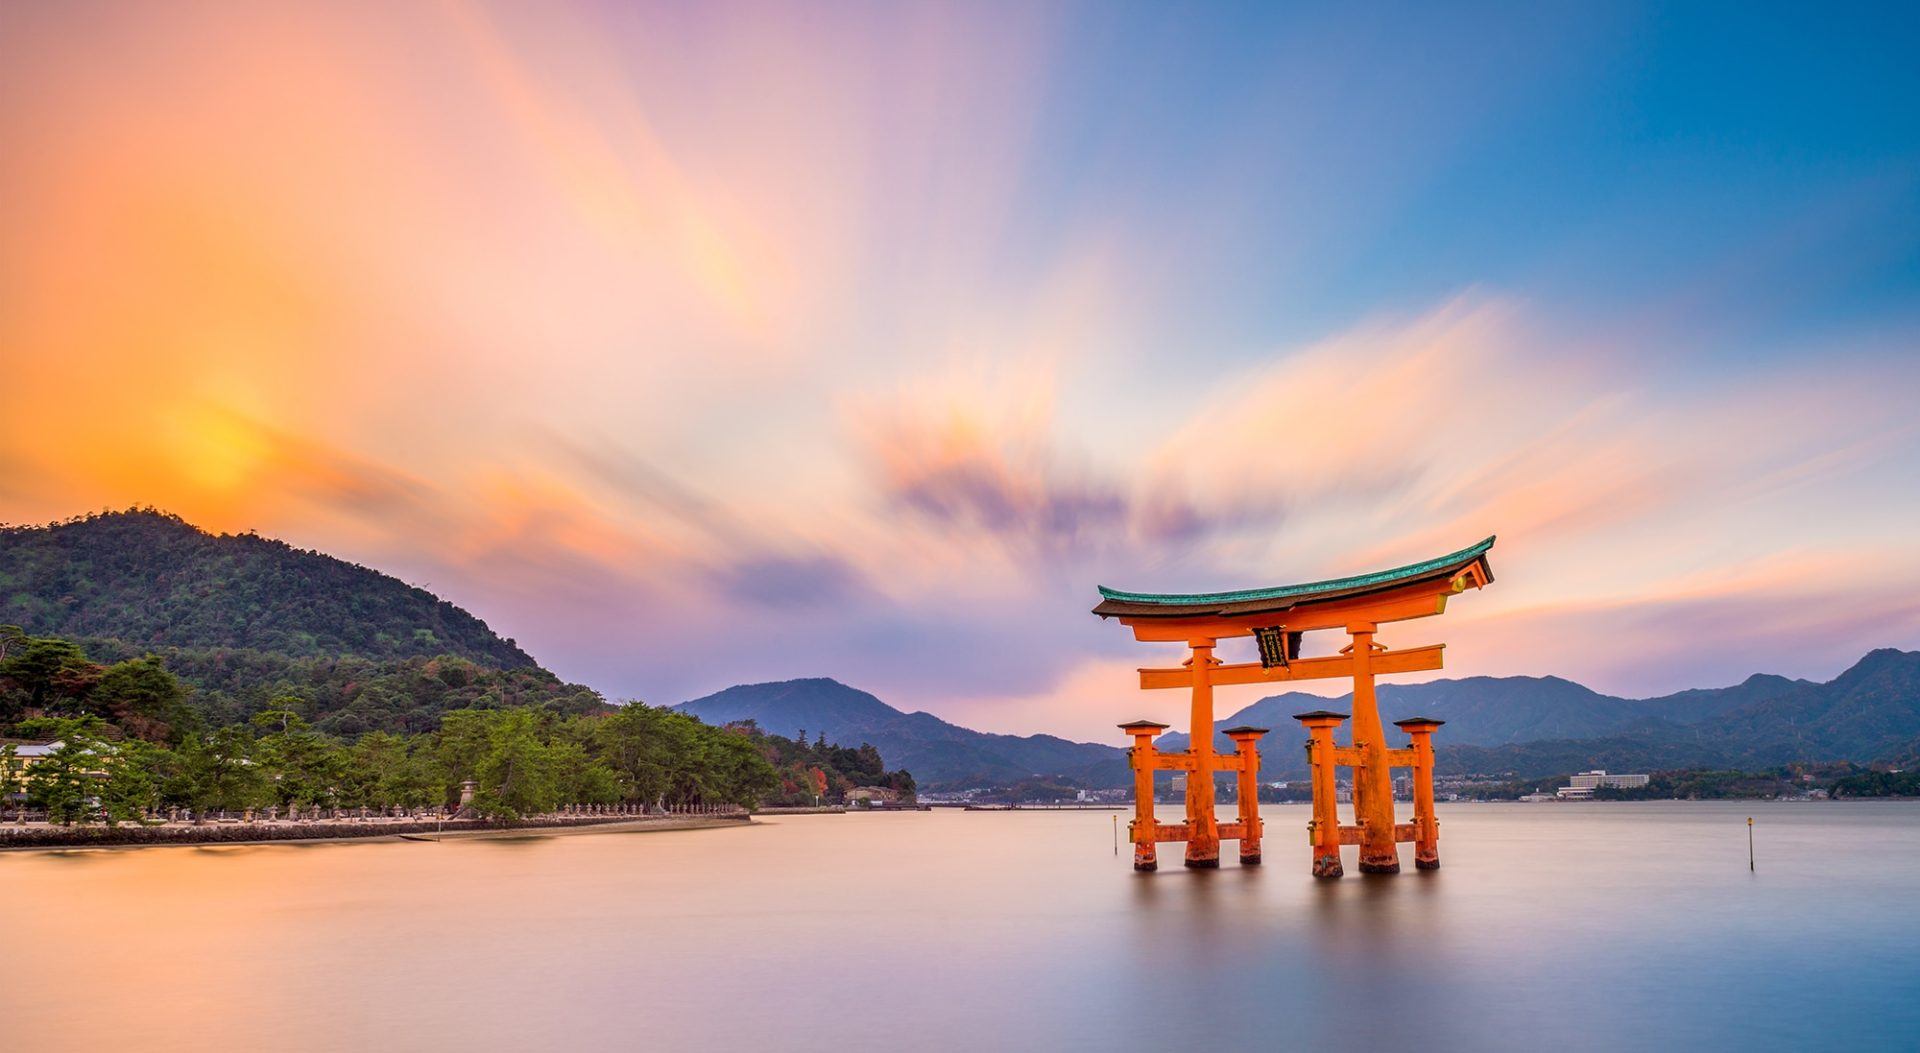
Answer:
[3,2,1919,741]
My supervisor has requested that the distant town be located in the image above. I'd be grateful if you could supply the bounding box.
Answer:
[916,761,1903,806]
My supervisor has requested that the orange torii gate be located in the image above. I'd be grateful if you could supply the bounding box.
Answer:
[1093,538,1495,876]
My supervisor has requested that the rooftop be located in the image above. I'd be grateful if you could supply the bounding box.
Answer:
[1093,536,1495,619]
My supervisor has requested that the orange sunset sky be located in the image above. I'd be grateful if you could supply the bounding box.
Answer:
[3,3,1918,739]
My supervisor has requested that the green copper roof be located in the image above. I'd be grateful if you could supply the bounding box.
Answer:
[1096,536,1495,608]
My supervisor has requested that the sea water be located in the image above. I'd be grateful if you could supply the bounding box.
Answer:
[3,801,1916,1051]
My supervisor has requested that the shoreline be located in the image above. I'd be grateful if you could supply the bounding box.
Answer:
[0,813,751,852]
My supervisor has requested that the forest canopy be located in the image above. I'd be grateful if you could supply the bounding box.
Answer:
[1,631,910,823]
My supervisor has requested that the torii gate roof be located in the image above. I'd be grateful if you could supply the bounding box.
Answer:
[1092,536,1495,620]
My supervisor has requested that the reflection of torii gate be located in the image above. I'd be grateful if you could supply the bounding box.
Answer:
[1093,537,1495,876]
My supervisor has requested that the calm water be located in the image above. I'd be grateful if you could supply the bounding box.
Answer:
[4,802,1917,1051]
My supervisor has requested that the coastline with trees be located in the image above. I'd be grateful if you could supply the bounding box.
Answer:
[0,629,913,848]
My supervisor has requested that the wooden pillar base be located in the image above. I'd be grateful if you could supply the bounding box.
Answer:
[1135,842,1158,872]
[1240,850,1261,865]
[1311,851,1343,879]
[1415,850,1440,870]
[1358,852,1400,874]
[1135,859,1159,873]
[1184,853,1220,870]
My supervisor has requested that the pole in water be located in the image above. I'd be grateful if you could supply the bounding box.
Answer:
[1748,816,1755,871]
[1112,813,1119,855]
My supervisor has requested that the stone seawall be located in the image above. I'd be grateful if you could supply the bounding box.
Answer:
[0,813,749,850]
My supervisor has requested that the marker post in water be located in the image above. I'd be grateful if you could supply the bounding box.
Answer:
[1747,816,1755,871]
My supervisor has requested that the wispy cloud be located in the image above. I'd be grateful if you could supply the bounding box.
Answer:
[3,3,1917,739]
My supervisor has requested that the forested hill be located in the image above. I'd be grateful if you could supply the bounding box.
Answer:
[0,509,535,668]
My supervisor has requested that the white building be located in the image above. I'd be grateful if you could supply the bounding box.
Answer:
[1556,770,1650,799]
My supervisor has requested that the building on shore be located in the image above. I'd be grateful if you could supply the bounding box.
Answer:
[845,786,900,807]
[4,741,62,769]
[2,741,60,807]
[1556,770,1650,799]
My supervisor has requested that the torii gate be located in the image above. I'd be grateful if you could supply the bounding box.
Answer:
[1093,537,1495,876]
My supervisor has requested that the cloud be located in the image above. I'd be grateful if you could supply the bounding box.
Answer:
[847,364,1117,563]
[713,552,862,609]
[1432,546,1920,698]
[4,3,1917,738]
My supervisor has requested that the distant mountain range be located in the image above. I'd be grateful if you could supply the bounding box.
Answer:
[676,679,1128,789]
[678,650,1920,787]
[1158,649,1920,778]
[9,510,1917,781]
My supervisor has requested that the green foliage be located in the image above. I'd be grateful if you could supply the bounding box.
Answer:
[1830,769,1920,798]
[724,719,913,805]
[128,646,603,735]
[0,742,22,818]
[346,732,438,809]
[98,738,172,825]
[0,697,874,822]
[1000,776,1084,804]
[423,704,781,819]
[0,509,537,668]
[89,655,197,742]
[251,709,352,809]
[0,635,99,719]
[19,715,115,825]
[172,725,270,812]
[0,515,873,820]
[1,631,201,743]
[470,708,557,820]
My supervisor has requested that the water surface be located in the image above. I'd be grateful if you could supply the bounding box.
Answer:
[5,802,1916,1050]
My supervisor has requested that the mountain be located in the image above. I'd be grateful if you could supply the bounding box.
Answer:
[1713,649,1920,763]
[0,509,603,735]
[1158,650,1920,780]
[680,652,1920,788]
[676,678,1127,789]
[1639,672,1812,722]
[0,509,535,667]
[11,510,1915,781]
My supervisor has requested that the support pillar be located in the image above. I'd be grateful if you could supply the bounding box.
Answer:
[1395,717,1445,869]
[1293,711,1347,878]
[1347,623,1400,874]
[1225,725,1268,864]
[1184,639,1220,868]
[1118,719,1169,872]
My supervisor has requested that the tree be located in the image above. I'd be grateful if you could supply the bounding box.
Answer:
[99,739,172,825]
[471,709,556,819]
[432,708,496,799]
[252,707,349,809]
[548,738,619,806]
[590,704,683,805]
[0,743,23,822]
[705,731,778,807]
[19,716,116,826]
[173,725,268,813]
[0,635,100,721]
[89,655,195,743]
[345,731,437,809]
